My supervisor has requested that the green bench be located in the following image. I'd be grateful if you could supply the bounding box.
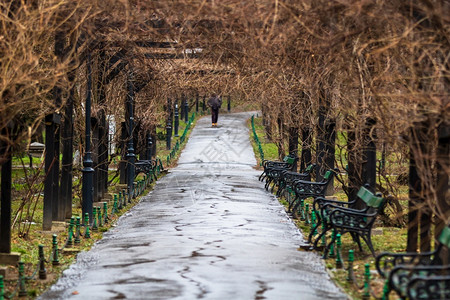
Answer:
[376,225,450,299]
[259,154,298,190]
[315,185,385,258]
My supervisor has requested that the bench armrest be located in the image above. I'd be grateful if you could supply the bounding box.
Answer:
[313,197,356,213]
[293,179,327,187]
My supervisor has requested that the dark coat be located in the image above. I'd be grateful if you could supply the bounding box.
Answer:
[207,96,222,109]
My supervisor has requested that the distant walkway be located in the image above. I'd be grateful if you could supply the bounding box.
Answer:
[41,112,345,300]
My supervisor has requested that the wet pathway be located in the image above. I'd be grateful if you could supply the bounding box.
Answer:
[41,112,346,300]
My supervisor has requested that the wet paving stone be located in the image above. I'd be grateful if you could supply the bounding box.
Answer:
[40,112,346,300]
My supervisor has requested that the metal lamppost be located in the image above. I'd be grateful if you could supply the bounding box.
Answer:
[126,70,136,203]
[166,121,172,150]
[184,98,189,122]
[146,133,152,160]
[82,53,94,224]
[0,128,12,253]
[195,94,199,112]
[174,104,179,137]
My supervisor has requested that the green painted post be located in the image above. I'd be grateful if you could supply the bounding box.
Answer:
[18,261,27,297]
[300,199,305,221]
[329,229,336,258]
[113,194,118,214]
[311,211,317,235]
[67,217,74,246]
[74,217,81,245]
[336,234,343,268]
[381,279,390,300]
[305,203,310,224]
[0,275,4,300]
[52,234,59,266]
[321,220,326,247]
[347,250,354,282]
[118,191,123,209]
[84,213,91,238]
[103,202,108,224]
[38,245,47,280]
[362,263,371,300]
[97,206,102,228]
[122,189,127,206]
[92,207,98,231]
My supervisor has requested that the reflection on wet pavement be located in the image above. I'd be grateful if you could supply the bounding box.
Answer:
[40,112,346,300]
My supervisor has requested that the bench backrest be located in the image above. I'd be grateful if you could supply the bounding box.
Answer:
[357,186,384,209]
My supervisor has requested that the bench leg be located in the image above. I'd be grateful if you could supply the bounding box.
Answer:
[288,198,296,213]
[264,179,272,190]
[270,180,277,193]
[361,232,376,257]
[349,232,364,252]
[258,172,266,181]
[323,232,339,259]
[312,225,331,248]
[276,183,284,197]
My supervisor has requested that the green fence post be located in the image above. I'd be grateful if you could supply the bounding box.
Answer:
[84,213,91,238]
[321,220,326,247]
[305,203,310,224]
[311,211,317,235]
[0,275,4,300]
[103,202,108,224]
[67,217,74,246]
[381,279,390,300]
[113,194,118,214]
[347,250,354,282]
[329,229,336,258]
[92,207,98,231]
[122,189,127,206]
[362,263,371,300]
[97,206,102,228]
[38,245,47,280]
[118,192,122,210]
[336,233,343,268]
[300,199,305,221]
[18,261,27,297]
[52,234,59,266]
[74,217,81,245]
